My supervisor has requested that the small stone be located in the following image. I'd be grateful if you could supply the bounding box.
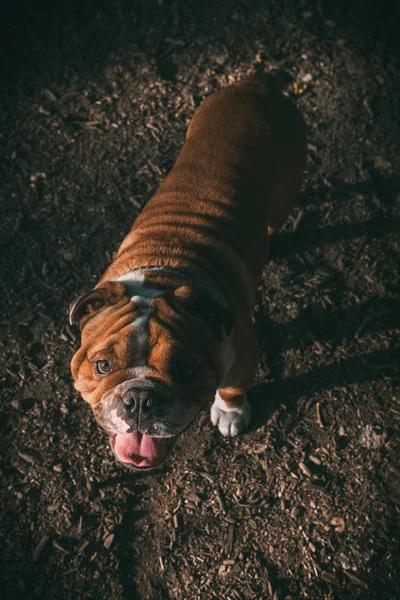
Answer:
[330,516,345,533]
[53,463,64,473]
[302,73,313,83]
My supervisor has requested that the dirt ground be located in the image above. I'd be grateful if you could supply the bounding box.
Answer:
[1,1,400,598]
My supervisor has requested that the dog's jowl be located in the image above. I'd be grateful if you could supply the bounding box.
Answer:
[70,77,307,471]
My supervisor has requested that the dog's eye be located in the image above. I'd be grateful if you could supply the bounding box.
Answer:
[94,359,112,376]
[174,358,195,382]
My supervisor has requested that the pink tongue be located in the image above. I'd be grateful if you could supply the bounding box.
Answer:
[113,432,168,468]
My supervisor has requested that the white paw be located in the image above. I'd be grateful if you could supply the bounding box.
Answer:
[210,391,251,437]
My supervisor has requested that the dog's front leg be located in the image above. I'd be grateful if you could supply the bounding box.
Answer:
[211,321,259,437]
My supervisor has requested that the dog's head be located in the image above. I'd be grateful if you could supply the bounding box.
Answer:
[70,276,233,471]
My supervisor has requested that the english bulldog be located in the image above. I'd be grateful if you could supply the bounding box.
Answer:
[70,76,307,471]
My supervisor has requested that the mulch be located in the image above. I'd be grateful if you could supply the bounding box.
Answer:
[0,1,399,598]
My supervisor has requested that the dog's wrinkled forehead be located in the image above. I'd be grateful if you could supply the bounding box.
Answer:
[116,272,164,364]
[69,270,163,334]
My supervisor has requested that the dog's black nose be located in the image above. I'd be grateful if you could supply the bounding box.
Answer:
[122,388,158,416]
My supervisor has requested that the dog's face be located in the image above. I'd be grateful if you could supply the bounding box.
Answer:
[70,279,233,470]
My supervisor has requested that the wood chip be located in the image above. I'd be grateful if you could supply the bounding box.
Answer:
[172,499,182,514]
[42,89,58,102]
[18,452,39,465]
[299,462,312,477]
[33,535,50,561]
[159,556,165,571]
[173,513,180,529]
[78,541,90,554]
[215,488,226,513]
[225,524,235,555]
[103,533,115,550]
[186,491,202,505]
[306,480,326,491]
[292,208,305,231]
[222,516,236,525]
[362,98,373,117]
[321,571,336,583]
[343,570,368,589]
[52,540,69,554]
[81,120,103,127]
[62,568,78,577]
[316,403,324,428]
[290,506,300,520]
[38,106,51,116]
[197,471,214,483]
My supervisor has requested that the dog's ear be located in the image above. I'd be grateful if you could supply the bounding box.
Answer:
[69,282,127,330]
[174,286,234,339]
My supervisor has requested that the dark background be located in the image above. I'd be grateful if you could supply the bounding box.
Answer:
[1,1,399,599]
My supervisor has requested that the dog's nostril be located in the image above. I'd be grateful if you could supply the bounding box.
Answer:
[123,393,135,408]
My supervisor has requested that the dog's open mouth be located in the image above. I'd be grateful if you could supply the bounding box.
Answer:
[109,432,174,469]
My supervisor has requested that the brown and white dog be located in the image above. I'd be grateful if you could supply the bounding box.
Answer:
[70,76,307,471]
